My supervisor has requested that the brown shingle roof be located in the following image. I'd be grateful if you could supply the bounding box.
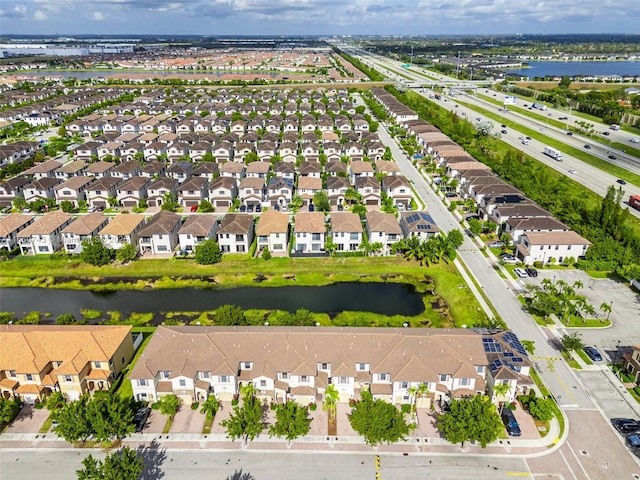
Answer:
[19,210,72,236]
[255,209,289,235]
[99,213,145,235]
[294,212,325,233]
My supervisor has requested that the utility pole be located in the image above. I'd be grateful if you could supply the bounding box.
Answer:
[456,51,460,79]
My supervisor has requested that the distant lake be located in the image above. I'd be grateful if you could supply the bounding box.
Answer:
[507,61,640,79]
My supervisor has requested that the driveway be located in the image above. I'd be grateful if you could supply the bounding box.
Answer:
[142,409,168,434]
[5,405,50,434]
[170,405,205,434]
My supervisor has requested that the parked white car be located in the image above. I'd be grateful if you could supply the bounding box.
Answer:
[514,268,528,278]
[501,254,518,264]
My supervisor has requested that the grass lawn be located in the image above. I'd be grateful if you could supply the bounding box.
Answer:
[561,315,611,328]
[561,350,582,369]
[456,99,640,188]
[162,416,173,434]
[0,256,490,328]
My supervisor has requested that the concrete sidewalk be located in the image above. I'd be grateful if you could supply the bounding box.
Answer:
[0,416,561,457]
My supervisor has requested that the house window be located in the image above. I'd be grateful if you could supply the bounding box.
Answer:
[379,373,387,381]
[244,362,251,370]
[439,374,447,382]
[235,234,244,242]
[300,376,308,383]
[260,380,267,387]
[121,356,126,365]
[26,374,33,381]
[65,375,73,382]
[9,370,16,378]
[460,378,470,386]
[476,366,484,374]
[280,372,289,380]
[321,363,328,370]
[94,362,101,369]
[179,379,186,387]
[339,376,347,384]
[401,382,408,389]
[201,371,210,379]
[312,233,321,241]
[139,379,147,387]
[220,375,228,383]
[358,363,366,371]
[162,371,170,379]
[350,233,358,241]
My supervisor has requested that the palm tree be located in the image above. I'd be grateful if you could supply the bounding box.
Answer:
[324,384,339,420]
[240,382,258,402]
[599,302,612,321]
[409,383,430,415]
[572,280,584,290]
[492,382,512,413]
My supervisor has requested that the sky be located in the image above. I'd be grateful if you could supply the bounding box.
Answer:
[1,0,639,36]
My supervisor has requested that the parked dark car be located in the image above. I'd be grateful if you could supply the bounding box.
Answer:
[501,409,522,437]
[255,204,262,213]
[247,204,254,213]
[239,205,246,212]
[337,204,344,211]
[273,204,280,211]
[612,418,640,435]
[617,179,627,185]
[133,407,151,433]
[308,203,315,212]
[525,268,538,277]
[583,346,602,362]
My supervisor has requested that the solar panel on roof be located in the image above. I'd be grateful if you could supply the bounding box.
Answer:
[503,352,514,357]
[512,357,523,363]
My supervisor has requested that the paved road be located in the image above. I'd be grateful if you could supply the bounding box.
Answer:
[0,449,533,480]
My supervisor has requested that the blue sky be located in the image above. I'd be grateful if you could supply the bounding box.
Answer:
[1,0,638,36]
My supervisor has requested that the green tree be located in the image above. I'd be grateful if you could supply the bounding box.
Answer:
[313,191,331,213]
[157,395,180,419]
[115,244,137,263]
[268,401,312,443]
[348,391,414,446]
[468,218,483,236]
[200,395,221,420]
[76,446,143,480]
[324,384,339,419]
[261,247,272,260]
[447,229,464,249]
[160,192,179,212]
[437,395,503,448]
[521,340,535,356]
[12,196,27,211]
[528,397,555,421]
[53,396,93,444]
[60,200,75,213]
[492,382,512,413]
[560,332,584,352]
[0,397,21,426]
[80,237,112,267]
[221,386,264,445]
[45,391,66,411]
[215,304,247,326]
[559,76,572,88]
[198,199,214,213]
[87,396,135,443]
[195,239,222,265]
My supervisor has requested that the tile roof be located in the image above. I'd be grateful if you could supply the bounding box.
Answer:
[137,210,182,236]
[330,212,362,233]
[18,210,72,236]
[255,209,289,235]
[294,212,325,233]
[0,325,132,375]
[365,211,402,234]
[0,213,34,237]
[61,213,108,235]
[99,213,145,235]
[217,213,254,234]
[178,215,217,236]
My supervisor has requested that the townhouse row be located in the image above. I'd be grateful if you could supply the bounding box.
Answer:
[370,88,592,266]
[0,324,534,409]
[0,208,440,256]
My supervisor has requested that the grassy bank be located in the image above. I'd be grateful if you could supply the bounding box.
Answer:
[0,255,490,328]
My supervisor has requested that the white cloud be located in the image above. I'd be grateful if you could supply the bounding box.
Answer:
[33,9,47,20]
[92,11,105,20]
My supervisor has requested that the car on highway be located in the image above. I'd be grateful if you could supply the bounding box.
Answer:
[525,136,531,141]
[514,268,528,278]
[583,346,603,362]
[501,130,507,134]
[501,124,506,128]
[608,155,617,160]
[566,131,573,136]
[611,418,640,435]
[568,169,577,174]
[501,409,522,437]
[631,138,640,144]
[521,140,529,145]
[461,112,466,116]
[133,407,151,433]
[603,131,610,136]
[525,268,538,277]
[488,241,504,248]
[584,144,591,149]
[539,127,546,131]
[617,179,627,185]
[455,104,459,108]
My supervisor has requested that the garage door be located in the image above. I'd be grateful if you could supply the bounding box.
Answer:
[123,200,137,207]
[185,200,199,207]
[216,200,229,207]
[94,201,107,208]
[366,199,378,205]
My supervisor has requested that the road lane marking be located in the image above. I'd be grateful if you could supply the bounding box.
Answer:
[506,473,532,477]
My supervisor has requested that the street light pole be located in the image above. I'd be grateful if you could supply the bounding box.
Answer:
[607,300,613,321]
